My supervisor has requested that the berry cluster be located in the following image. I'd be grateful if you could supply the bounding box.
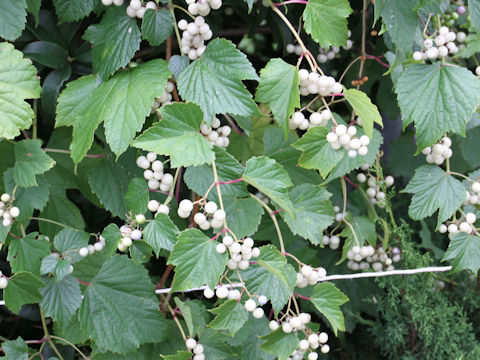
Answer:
[203,285,240,301]
[286,43,304,56]
[349,246,400,272]
[357,173,394,207]
[464,181,480,205]
[178,199,227,229]
[186,0,222,16]
[326,124,370,158]
[118,224,143,252]
[126,0,157,18]
[136,153,174,192]
[78,236,106,257]
[316,30,353,63]
[439,212,477,238]
[298,69,342,97]
[254,191,270,205]
[321,234,341,250]
[421,136,452,166]
[0,272,7,289]
[244,297,266,318]
[0,193,19,227]
[295,265,327,288]
[288,110,331,130]
[151,82,174,113]
[413,26,460,61]
[178,17,212,60]
[185,338,205,360]
[333,205,344,222]
[200,117,231,148]
[222,236,260,270]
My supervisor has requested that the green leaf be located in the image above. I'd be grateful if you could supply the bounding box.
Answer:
[263,127,322,185]
[243,156,294,216]
[79,255,167,354]
[326,128,383,182]
[259,329,299,360]
[303,0,353,48]
[310,282,349,335]
[71,60,170,160]
[40,275,82,326]
[339,215,377,262]
[0,0,27,41]
[283,184,335,245]
[53,317,89,347]
[53,228,89,253]
[292,127,344,178]
[198,328,233,359]
[343,87,383,139]
[174,298,209,337]
[396,63,480,150]
[129,240,154,264]
[40,255,59,275]
[168,229,228,291]
[443,232,480,273]
[26,0,41,24]
[0,42,41,139]
[143,214,179,255]
[169,55,189,79]
[4,272,44,314]
[242,246,297,313]
[208,299,249,337]
[183,146,248,200]
[13,140,54,187]
[88,155,132,217]
[101,223,122,255]
[380,0,418,53]
[125,178,149,215]
[132,102,215,167]
[224,196,264,239]
[23,41,67,69]
[41,65,72,123]
[83,6,141,81]
[254,58,300,135]
[177,38,259,123]
[141,8,173,46]
[402,165,466,227]
[7,233,51,276]
[470,0,480,35]
[53,0,98,23]
[55,75,96,128]
[1,337,29,360]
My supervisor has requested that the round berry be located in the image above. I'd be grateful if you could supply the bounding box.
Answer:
[216,286,229,299]
[281,322,293,333]
[213,209,226,221]
[258,295,268,305]
[216,243,226,254]
[308,352,319,360]
[227,289,240,300]
[193,344,204,355]
[269,320,279,331]
[157,204,170,215]
[245,299,257,312]
[466,213,477,224]
[321,345,330,354]
[1,193,10,202]
[148,200,160,212]
[318,332,328,343]
[79,247,89,257]
[203,287,214,299]
[253,307,264,319]
[186,338,197,349]
[308,333,319,346]
[251,247,260,258]
[0,277,8,289]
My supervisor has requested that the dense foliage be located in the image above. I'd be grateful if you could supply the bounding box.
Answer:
[1,0,480,359]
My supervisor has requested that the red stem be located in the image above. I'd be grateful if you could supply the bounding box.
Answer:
[210,228,227,241]
[25,337,46,345]
[330,93,344,97]
[218,178,244,185]
[76,278,91,286]
[8,232,20,239]
[364,54,390,68]
[270,209,284,215]
[293,292,311,301]
[343,176,359,188]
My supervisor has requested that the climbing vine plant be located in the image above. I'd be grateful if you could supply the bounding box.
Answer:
[1,0,480,359]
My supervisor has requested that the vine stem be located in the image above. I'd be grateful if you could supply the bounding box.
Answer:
[270,3,318,73]
[163,167,181,207]
[167,303,187,341]
[29,217,75,230]
[250,194,285,253]
[211,160,227,229]
[168,1,184,55]
[448,170,471,182]
[340,177,360,247]
[49,336,88,360]
[39,306,64,360]
[33,100,37,139]
[356,0,368,89]
[43,148,104,158]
